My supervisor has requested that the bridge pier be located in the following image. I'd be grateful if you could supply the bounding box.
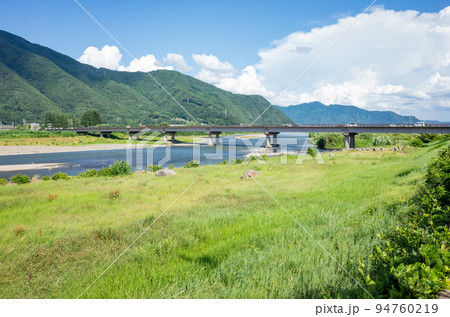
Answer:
[264,132,279,148]
[343,133,357,149]
[207,131,222,146]
[99,131,111,138]
[163,131,177,143]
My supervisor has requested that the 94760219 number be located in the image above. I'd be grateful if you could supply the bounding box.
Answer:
[375,303,438,314]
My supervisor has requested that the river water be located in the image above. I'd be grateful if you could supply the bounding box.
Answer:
[0,133,311,178]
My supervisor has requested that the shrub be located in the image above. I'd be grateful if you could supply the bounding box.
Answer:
[368,146,450,298]
[108,161,130,176]
[317,137,327,149]
[409,139,424,147]
[10,174,30,184]
[418,134,437,143]
[184,160,199,168]
[79,169,97,178]
[307,147,318,157]
[148,165,162,172]
[97,161,130,177]
[372,135,392,146]
[108,189,120,199]
[51,172,69,180]
[0,178,7,185]
[42,175,51,181]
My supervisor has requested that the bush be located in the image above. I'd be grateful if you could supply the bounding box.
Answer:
[0,178,7,185]
[372,135,392,146]
[97,161,131,176]
[79,169,97,178]
[51,172,69,180]
[307,147,318,157]
[418,134,438,143]
[369,146,450,298]
[184,160,199,168]
[42,175,51,181]
[148,165,162,172]
[409,139,424,147]
[108,161,130,176]
[317,137,327,149]
[10,174,30,184]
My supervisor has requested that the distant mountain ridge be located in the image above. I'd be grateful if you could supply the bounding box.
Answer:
[277,102,422,124]
[0,30,291,125]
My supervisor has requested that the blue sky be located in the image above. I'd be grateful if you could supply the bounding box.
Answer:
[0,0,446,67]
[1,0,450,120]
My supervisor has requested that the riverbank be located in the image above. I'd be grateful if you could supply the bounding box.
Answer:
[1,143,445,298]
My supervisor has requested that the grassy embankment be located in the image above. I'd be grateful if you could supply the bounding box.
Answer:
[309,132,447,149]
[0,129,239,146]
[0,140,448,298]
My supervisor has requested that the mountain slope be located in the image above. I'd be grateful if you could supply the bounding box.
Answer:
[0,30,291,125]
[277,102,420,124]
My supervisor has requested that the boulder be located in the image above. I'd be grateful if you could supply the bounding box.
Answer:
[241,169,259,179]
[155,168,177,177]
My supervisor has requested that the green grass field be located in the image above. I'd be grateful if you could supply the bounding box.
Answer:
[0,142,447,298]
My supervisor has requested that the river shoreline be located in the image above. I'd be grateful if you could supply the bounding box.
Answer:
[0,134,268,156]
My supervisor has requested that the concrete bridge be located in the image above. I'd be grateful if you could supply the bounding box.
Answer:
[61,123,450,149]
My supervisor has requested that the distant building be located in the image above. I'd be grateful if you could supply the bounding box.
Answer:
[29,123,41,130]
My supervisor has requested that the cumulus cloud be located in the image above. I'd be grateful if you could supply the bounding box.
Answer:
[164,53,193,72]
[254,6,450,119]
[217,66,274,98]
[118,54,173,72]
[192,54,235,84]
[78,45,122,70]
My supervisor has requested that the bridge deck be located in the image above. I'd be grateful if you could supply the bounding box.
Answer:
[60,124,450,135]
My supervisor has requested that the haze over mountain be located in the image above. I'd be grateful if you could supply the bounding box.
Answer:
[276,102,423,125]
[0,30,291,125]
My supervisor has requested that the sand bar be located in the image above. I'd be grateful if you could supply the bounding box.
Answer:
[0,144,149,156]
[0,163,67,172]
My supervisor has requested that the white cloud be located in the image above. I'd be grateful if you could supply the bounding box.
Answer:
[192,54,235,84]
[118,54,173,72]
[217,66,274,98]
[78,45,122,70]
[164,53,193,72]
[426,72,450,89]
[253,6,450,119]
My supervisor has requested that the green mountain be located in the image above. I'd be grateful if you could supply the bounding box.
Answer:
[277,102,420,124]
[0,30,291,125]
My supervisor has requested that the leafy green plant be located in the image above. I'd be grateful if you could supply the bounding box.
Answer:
[79,169,97,178]
[369,146,450,298]
[307,147,318,157]
[108,161,130,176]
[148,165,162,172]
[10,174,30,184]
[97,161,131,176]
[373,135,392,146]
[0,178,7,185]
[51,172,69,180]
[184,160,199,168]
[42,175,51,181]
[409,139,424,147]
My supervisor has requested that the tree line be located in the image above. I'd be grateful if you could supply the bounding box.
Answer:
[44,110,102,128]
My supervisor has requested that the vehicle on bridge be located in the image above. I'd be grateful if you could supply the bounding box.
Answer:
[346,122,358,127]
[415,122,426,127]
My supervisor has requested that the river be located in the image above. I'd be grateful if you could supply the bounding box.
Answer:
[0,133,311,178]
